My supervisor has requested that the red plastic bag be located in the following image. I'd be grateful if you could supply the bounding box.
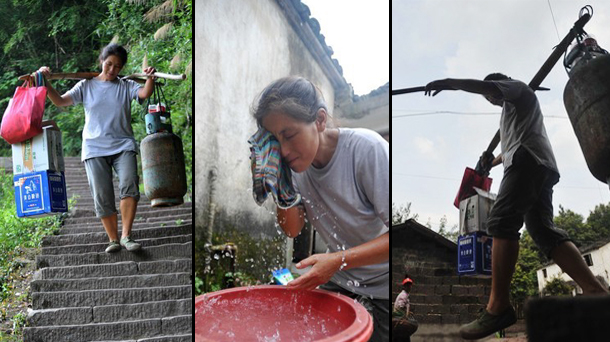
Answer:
[453,167,493,208]
[0,80,47,144]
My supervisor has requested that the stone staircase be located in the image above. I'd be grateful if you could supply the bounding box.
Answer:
[405,258,491,325]
[23,157,192,342]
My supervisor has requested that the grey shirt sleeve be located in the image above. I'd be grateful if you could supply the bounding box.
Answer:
[357,135,390,228]
[65,79,86,104]
[126,79,144,104]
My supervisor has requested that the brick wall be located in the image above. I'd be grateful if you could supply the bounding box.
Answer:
[392,220,491,324]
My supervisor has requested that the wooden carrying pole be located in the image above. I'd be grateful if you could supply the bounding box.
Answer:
[17,72,186,84]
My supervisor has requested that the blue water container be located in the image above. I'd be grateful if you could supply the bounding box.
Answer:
[458,232,493,276]
[14,170,68,217]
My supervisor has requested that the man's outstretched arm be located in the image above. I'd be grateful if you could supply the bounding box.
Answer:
[424,78,502,98]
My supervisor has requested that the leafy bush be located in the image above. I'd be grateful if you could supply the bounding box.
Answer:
[542,276,574,297]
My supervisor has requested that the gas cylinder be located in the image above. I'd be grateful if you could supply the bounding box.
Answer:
[564,54,610,184]
[140,132,187,207]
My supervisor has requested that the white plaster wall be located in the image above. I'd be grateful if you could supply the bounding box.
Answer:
[537,244,610,294]
[196,0,336,240]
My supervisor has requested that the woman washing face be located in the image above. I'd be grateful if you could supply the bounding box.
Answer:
[251,76,390,342]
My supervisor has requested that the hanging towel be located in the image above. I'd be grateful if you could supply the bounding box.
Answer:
[248,128,301,209]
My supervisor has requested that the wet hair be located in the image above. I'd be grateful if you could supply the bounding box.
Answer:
[251,76,329,127]
[99,43,128,67]
[484,73,510,81]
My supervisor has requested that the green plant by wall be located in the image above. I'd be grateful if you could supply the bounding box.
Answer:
[198,227,287,294]
[542,276,575,297]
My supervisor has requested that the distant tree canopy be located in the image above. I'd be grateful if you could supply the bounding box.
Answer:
[554,204,610,248]
[392,202,417,225]
[0,0,192,193]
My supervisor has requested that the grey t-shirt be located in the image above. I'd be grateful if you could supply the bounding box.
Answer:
[492,79,559,173]
[292,128,389,299]
[66,78,142,161]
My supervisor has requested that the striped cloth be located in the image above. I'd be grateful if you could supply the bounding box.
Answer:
[248,128,301,209]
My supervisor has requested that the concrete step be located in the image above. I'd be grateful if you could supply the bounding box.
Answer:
[31,273,191,292]
[27,298,191,326]
[71,199,154,208]
[32,285,191,309]
[410,293,488,306]
[64,203,192,218]
[410,283,490,297]
[36,259,192,280]
[26,155,193,342]
[36,242,192,268]
[58,221,192,234]
[142,214,191,224]
[42,235,192,255]
[63,208,192,225]
[42,225,193,247]
[408,274,492,287]
[23,315,191,342]
[410,303,483,325]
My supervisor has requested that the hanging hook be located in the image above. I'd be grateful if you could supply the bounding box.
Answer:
[579,5,593,19]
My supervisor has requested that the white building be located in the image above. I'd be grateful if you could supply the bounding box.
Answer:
[536,239,610,295]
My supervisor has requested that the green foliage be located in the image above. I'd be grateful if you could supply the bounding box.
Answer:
[10,311,26,334]
[511,231,542,311]
[392,202,417,225]
[437,215,458,243]
[194,275,203,296]
[554,205,594,248]
[542,276,574,297]
[584,203,610,244]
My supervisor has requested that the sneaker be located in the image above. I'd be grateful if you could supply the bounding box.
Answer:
[105,240,121,253]
[459,306,517,340]
[120,236,141,251]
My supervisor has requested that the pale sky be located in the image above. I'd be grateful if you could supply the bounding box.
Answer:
[303,0,390,95]
[392,0,610,232]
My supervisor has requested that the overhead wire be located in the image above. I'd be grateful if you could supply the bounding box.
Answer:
[394,172,604,190]
[547,0,561,43]
[391,110,568,119]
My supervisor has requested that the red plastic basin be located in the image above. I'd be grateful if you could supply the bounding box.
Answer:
[195,285,373,342]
